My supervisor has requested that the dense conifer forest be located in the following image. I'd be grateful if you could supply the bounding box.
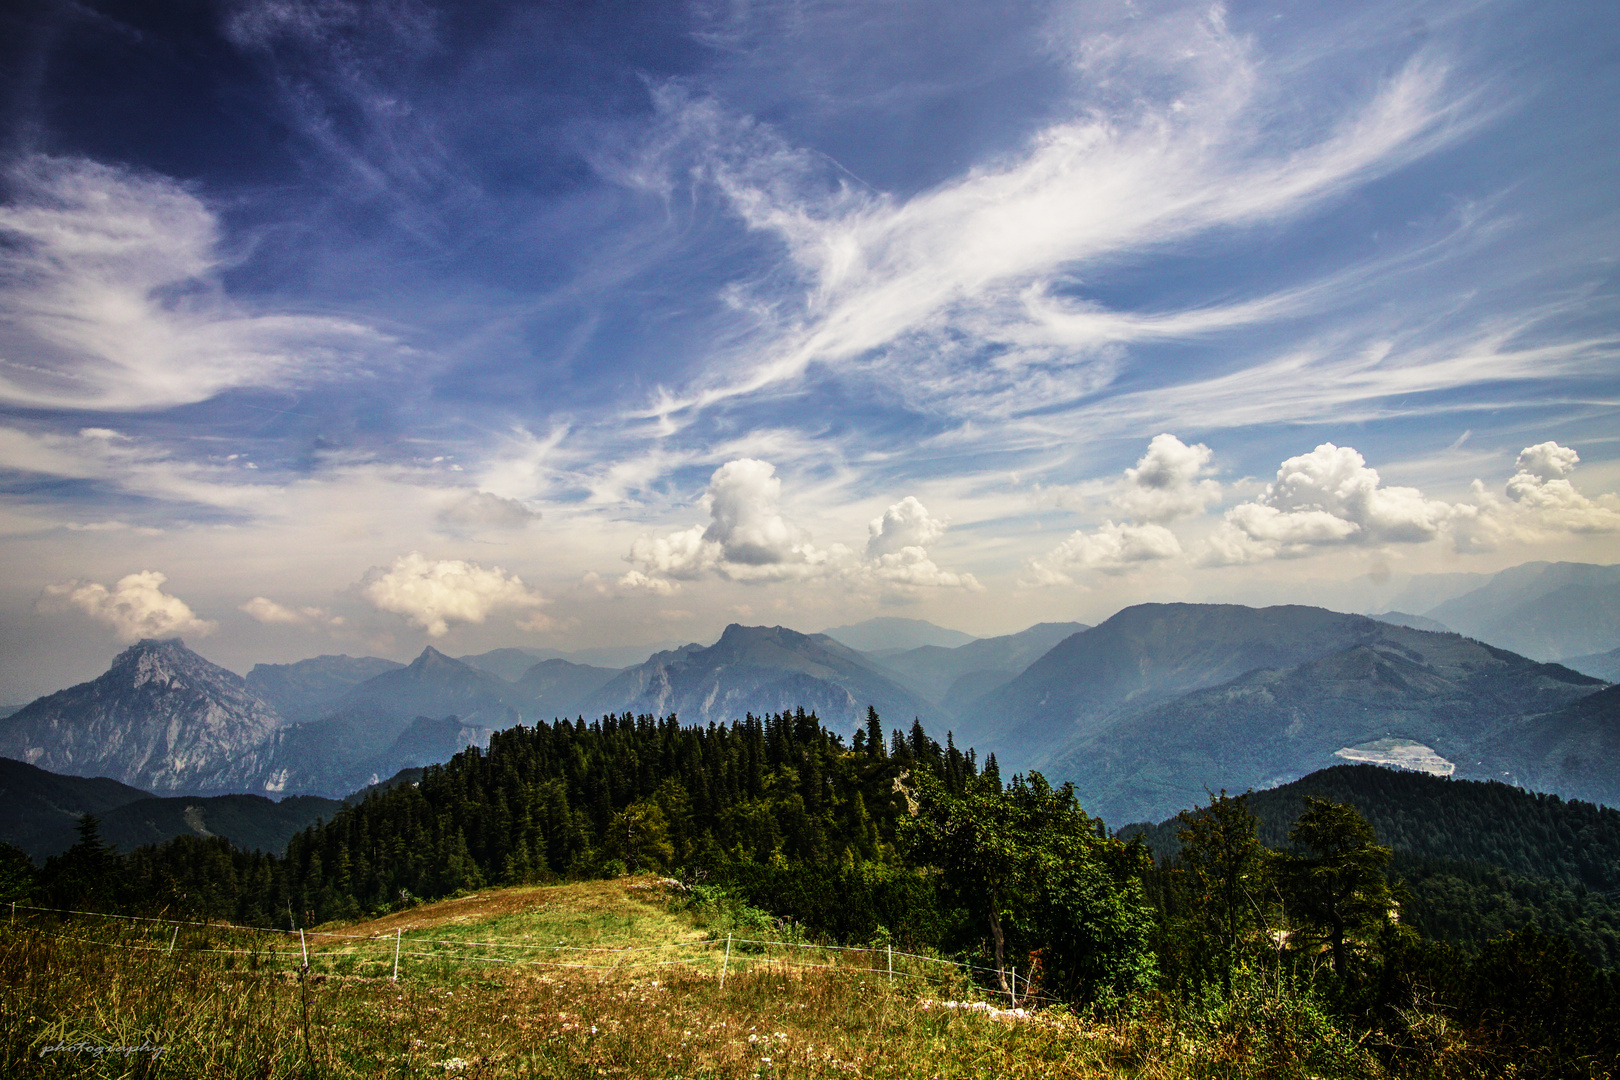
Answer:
[1125,763,1620,968]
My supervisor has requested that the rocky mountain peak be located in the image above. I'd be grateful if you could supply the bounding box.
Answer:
[111,637,238,692]
[408,646,461,671]
[0,638,283,794]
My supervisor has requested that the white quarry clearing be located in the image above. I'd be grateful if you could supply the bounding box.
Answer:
[1333,738,1455,777]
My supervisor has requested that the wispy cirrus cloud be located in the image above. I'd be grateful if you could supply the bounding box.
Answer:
[623,10,1480,430]
[0,156,399,411]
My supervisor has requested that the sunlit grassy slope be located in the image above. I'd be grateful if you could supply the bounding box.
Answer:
[3,877,1189,1079]
[4,876,1423,1079]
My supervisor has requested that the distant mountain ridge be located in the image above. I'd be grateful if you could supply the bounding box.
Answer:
[962,604,1395,769]
[246,654,403,723]
[1421,561,1620,661]
[1046,619,1602,824]
[0,755,346,862]
[0,639,283,794]
[1565,646,1620,683]
[459,643,675,678]
[1123,763,1620,894]
[0,756,153,861]
[577,624,941,731]
[264,647,534,795]
[875,622,1089,706]
[1120,763,1620,967]
[512,659,622,718]
[1471,684,1620,810]
[819,617,977,654]
[1368,611,1452,634]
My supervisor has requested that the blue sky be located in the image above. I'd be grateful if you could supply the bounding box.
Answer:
[0,0,1617,696]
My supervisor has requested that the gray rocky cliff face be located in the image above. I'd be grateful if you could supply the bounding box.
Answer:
[0,638,284,794]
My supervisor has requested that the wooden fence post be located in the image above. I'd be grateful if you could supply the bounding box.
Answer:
[392,927,402,982]
[720,933,731,990]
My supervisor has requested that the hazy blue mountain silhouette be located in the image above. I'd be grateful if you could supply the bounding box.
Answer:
[1043,623,1602,825]
[577,624,940,732]
[877,621,1089,705]
[819,617,977,655]
[961,604,1394,770]
[1424,561,1620,661]
[246,654,403,723]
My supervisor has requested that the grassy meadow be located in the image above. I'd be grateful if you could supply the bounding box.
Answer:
[1,877,1456,1079]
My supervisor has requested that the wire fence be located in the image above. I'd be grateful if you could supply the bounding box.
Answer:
[5,901,1045,1011]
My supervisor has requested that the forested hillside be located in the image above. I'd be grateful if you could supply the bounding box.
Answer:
[1127,764,1620,890]
[1126,764,1620,967]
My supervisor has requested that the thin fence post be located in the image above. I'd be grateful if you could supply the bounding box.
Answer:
[599,946,628,984]
[1009,966,1018,1007]
[720,932,731,990]
[299,928,308,968]
[887,944,893,985]
[392,927,402,982]
[167,926,179,955]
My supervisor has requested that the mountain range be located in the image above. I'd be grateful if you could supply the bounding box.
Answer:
[245,655,404,723]
[457,642,682,679]
[1040,612,1603,823]
[1565,646,1620,683]
[0,560,1614,830]
[959,604,1396,768]
[818,617,978,656]
[1420,561,1620,661]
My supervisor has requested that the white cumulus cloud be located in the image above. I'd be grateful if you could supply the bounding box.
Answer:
[622,465,976,592]
[859,496,981,590]
[42,570,217,642]
[1112,434,1222,523]
[239,596,345,629]
[1027,434,1213,584]
[866,546,982,590]
[362,552,545,637]
[1203,443,1453,563]
[866,496,949,557]
[1515,441,1580,481]
[1025,521,1183,584]
[1450,442,1620,551]
[622,459,833,585]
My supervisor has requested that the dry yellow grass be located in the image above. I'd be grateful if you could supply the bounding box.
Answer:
[0,879,1386,1079]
